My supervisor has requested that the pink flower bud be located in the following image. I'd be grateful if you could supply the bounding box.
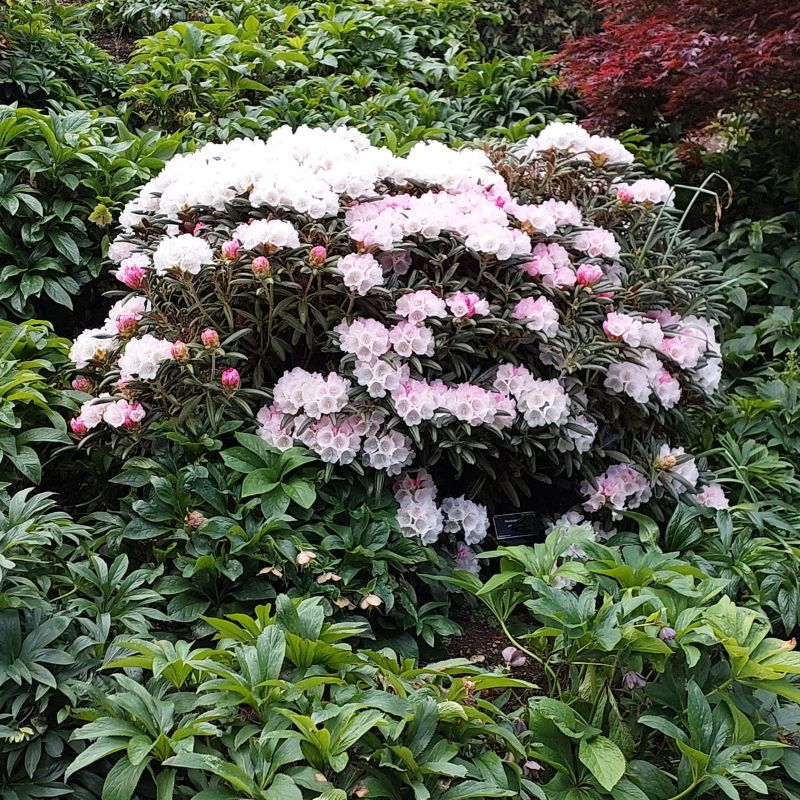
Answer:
[115,262,146,289]
[201,329,220,349]
[171,340,189,361]
[251,256,270,276]
[71,376,94,394]
[221,240,241,260]
[117,379,137,400]
[309,245,327,266]
[576,264,604,287]
[193,221,207,235]
[70,417,88,437]
[616,184,635,203]
[185,510,205,528]
[221,368,240,392]
[116,314,139,337]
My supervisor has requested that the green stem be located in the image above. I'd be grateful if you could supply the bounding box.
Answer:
[497,617,561,698]
[664,780,701,800]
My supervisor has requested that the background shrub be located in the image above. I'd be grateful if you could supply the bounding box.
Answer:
[0,106,182,323]
[120,0,571,145]
[0,1,125,109]
[0,319,75,485]
[478,0,598,55]
[557,0,800,135]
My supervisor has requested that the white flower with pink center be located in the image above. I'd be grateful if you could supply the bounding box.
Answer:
[512,296,559,337]
[389,321,435,357]
[337,253,384,295]
[396,290,447,323]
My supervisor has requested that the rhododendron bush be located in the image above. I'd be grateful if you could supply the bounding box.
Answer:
[69,122,725,551]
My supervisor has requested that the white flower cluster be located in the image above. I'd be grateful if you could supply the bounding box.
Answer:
[393,470,489,548]
[520,121,635,165]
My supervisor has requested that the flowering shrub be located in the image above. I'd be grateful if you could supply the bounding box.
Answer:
[69,121,724,551]
[557,0,800,134]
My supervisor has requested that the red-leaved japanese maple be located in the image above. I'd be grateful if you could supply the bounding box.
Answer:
[557,1,800,133]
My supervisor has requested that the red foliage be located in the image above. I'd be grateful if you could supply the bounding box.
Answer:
[557,1,800,133]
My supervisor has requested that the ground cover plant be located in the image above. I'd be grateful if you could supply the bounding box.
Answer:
[1,0,799,798]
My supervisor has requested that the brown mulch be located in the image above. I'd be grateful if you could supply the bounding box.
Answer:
[92,34,138,62]
[443,603,548,689]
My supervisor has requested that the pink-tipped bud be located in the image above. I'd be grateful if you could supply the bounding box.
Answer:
[221,240,241,260]
[251,256,270,276]
[171,340,189,361]
[70,417,88,438]
[616,184,635,203]
[309,245,327,266]
[115,262,146,289]
[201,329,220,349]
[116,314,139,338]
[71,376,94,394]
[117,378,137,400]
[221,368,240,392]
[185,510,205,528]
[193,221,207,235]
[576,264,604,287]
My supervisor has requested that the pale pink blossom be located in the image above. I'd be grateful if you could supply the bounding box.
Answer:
[446,292,490,319]
[576,264,603,287]
[389,321,435,357]
[697,484,729,510]
[338,253,384,295]
[396,290,447,323]
[574,227,621,260]
[512,296,559,337]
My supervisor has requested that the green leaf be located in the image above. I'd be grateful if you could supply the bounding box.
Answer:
[241,468,279,497]
[578,735,625,791]
[265,774,303,800]
[48,230,81,265]
[102,756,149,800]
[284,478,316,509]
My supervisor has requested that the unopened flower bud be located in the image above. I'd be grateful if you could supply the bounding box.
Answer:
[658,454,678,470]
[117,378,137,400]
[221,240,241,260]
[193,221,207,235]
[171,340,189,361]
[116,262,146,289]
[658,626,676,641]
[251,256,270,276]
[201,328,220,349]
[309,245,327,266]
[71,376,94,394]
[70,417,88,438]
[116,314,139,337]
[616,184,635,203]
[221,368,240,392]
[185,510,205,529]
